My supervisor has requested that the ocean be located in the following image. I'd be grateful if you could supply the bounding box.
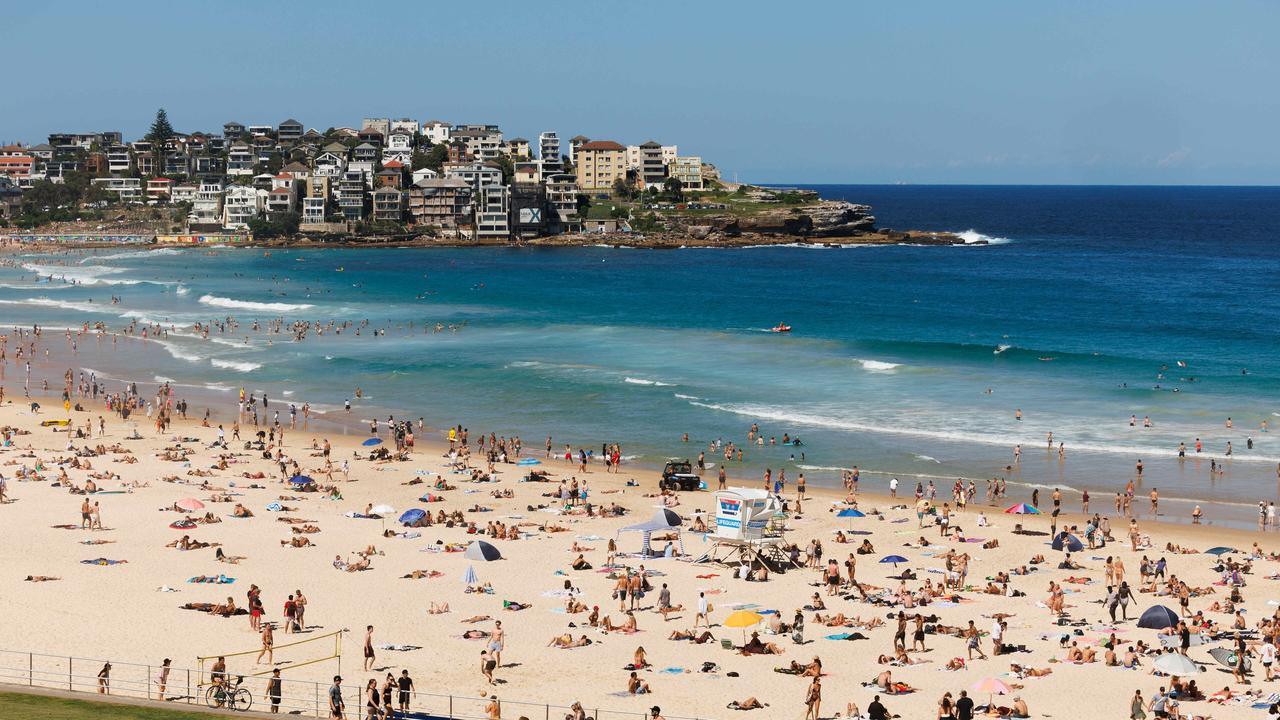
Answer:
[3,185,1278,527]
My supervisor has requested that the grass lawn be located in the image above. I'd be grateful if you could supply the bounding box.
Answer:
[0,691,218,719]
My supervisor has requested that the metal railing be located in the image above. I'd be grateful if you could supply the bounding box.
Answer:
[0,648,706,720]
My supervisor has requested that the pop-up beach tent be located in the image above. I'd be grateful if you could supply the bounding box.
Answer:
[616,508,685,556]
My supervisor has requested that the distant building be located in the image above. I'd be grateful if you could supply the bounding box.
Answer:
[422,120,451,145]
[337,171,367,220]
[277,118,304,144]
[506,138,530,159]
[146,177,173,201]
[544,173,580,228]
[638,141,666,188]
[574,140,627,192]
[371,185,406,223]
[569,135,590,166]
[389,118,420,136]
[407,177,472,232]
[224,185,266,230]
[443,161,502,194]
[452,127,502,161]
[227,143,255,176]
[538,132,562,176]
[170,182,198,204]
[475,183,510,239]
[91,177,142,202]
[510,182,547,238]
[669,156,704,191]
[106,144,132,175]
[361,118,390,136]
[189,176,226,228]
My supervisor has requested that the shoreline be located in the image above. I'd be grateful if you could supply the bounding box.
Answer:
[3,319,1272,532]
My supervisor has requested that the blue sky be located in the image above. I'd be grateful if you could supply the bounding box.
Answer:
[3,1,1277,184]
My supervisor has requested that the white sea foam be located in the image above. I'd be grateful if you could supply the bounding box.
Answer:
[211,358,263,372]
[955,229,1012,245]
[198,294,314,312]
[20,263,150,286]
[175,285,190,296]
[912,454,941,463]
[151,339,204,364]
[154,375,175,383]
[0,283,71,290]
[673,393,701,401]
[81,248,183,263]
[0,298,109,314]
[684,399,1280,464]
[854,358,901,372]
[994,344,1013,355]
[624,376,676,387]
[207,336,252,348]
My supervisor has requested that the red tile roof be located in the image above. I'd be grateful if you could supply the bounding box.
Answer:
[579,141,625,151]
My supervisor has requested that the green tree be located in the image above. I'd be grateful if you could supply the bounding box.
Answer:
[410,149,431,171]
[611,177,634,200]
[424,144,448,173]
[663,177,684,202]
[146,108,176,145]
[492,155,514,184]
[575,193,592,215]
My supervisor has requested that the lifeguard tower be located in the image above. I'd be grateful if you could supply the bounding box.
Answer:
[693,488,798,571]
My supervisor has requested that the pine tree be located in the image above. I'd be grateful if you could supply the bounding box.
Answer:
[147,108,175,144]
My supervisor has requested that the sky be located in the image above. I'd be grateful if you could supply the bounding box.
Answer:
[3,1,1277,185]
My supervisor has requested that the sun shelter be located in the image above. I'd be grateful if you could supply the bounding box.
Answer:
[617,508,685,556]
[464,540,502,562]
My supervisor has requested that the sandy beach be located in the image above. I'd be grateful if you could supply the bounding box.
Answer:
[0,382,1275,720]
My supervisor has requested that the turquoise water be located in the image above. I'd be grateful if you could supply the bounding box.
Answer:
[2,185,1278,526]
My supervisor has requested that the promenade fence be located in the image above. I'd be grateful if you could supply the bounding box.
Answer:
[0,648,707,720]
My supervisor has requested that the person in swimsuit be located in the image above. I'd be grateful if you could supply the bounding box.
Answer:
[363,625,375,671]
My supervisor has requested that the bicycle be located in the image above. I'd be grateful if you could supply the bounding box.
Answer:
[205,674,253,712]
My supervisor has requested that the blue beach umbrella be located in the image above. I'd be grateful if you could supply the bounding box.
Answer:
[362,437,383,447]
[836,508,866,518]
[288,475,313,485]
[461,565,478,585]
[398,508,426,526]
[1205,547,1235,556]
[880,555,908,568]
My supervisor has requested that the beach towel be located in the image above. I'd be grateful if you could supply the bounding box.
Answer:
[658,667,685,674]
[188,575,235,584]
[81,558,127,565]
[376,644,422,651]
[266,502,283,512]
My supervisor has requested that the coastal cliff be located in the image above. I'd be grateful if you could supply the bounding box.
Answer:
[529,199,968,248]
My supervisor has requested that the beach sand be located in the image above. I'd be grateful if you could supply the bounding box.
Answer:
[0,393,1274,719]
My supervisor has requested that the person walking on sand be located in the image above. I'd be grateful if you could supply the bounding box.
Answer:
[97,662,110,694]
[257,622,274,665]
[155,658,171,700]
[397,670,415,713]
[267,668,282,713]
[804,676,821,720]
[363,625,375,671]
[329,676,344,719]
[490,620,505,666]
